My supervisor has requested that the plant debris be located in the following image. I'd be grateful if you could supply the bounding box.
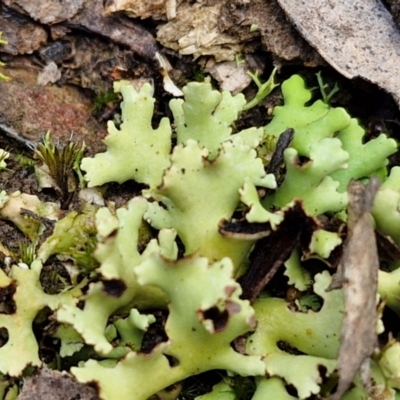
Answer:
[327,178,381,400]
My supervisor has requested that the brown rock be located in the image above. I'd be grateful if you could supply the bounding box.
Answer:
[0,60,107,155]
[0,5,47,55]
[17,367,100,400]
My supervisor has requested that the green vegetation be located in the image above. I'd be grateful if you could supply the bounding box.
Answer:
[0,72,399,400]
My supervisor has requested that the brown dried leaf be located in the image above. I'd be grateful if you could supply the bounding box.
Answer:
[104,0,183,20]
[376,231,400,262]
[67,0,159,60]
[157,2,242,61]
[236,201,318,302]
[204,60,254,94]
[276,0,400,107]
[157,0,324,64]
[327,178,380,400]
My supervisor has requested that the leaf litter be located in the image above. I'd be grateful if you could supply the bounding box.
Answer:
[327,178,381,400]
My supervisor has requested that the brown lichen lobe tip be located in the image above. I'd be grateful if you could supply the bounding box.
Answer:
[327,177,380,400]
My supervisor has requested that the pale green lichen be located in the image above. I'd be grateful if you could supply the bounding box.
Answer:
[0,191,58,241]
[37,208,97,268]
[81,82,172,188]
[0,150,9,170]
[52,324,85,358]
[196,381,236,400]
[113,309,156,350]
[308,229,343,260]
[247,272,341,398]
[263,75,397,214]
[264,138,349,214]
[73,253,264,400]
[57,197,168,355]
[283,248,311,291]
[372,167,400,245]
[73,75,399,399]
[0,72,399,400]
[170,80,247,157]
[0,260,80,376]
[145,139,276,267]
